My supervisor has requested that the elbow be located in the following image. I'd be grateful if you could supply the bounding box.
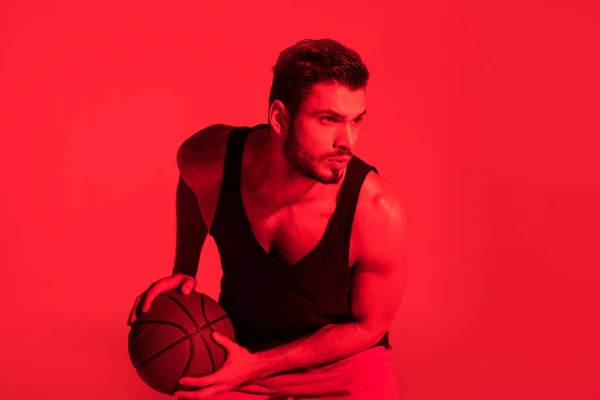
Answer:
[354,321,389,347]
[176,143,190,172]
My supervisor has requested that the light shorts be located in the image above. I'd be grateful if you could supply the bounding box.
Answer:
[209,346,399,399]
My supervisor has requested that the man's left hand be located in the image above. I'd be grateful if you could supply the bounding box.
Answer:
[174,332,260,399]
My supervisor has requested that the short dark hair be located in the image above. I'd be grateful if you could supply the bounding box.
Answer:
[268,39,370,122]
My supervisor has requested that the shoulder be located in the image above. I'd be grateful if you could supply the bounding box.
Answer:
[176,123,235,189]
[176,123,234,171]
[354,160,405,223]
[353,167,408,269]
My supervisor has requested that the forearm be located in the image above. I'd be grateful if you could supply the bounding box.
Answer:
[172,174,207,277]
[172,228,202,277]
[253,322,385,378]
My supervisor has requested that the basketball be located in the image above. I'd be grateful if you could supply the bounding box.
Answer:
[128,289,236,395]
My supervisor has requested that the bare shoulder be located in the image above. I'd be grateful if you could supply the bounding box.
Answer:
[357,170,405,222]
[176,123,234,190]
[353,169,408,269]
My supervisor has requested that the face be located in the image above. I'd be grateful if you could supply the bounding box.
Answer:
[283,82,367,184]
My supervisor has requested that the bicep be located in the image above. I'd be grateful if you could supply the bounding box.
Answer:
[351,258,407,335]
[351,186,408,335]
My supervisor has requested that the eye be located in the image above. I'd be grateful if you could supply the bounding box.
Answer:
[353,117,363,125]
[321,116,337,124]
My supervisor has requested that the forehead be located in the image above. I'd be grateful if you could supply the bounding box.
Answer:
[300,82,366,115]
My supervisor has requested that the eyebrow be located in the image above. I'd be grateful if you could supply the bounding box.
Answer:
[314,109,367,120]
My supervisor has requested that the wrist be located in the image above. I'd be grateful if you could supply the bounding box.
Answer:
[251,351,273,378]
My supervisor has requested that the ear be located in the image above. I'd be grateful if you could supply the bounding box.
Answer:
[268,100,289,138]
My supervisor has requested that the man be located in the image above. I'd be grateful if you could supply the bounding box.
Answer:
[128,38,408,399]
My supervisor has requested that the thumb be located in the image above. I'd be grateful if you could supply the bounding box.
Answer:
[211,331,234,348]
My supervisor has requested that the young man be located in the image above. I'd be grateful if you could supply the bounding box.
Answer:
[129,39,408,399]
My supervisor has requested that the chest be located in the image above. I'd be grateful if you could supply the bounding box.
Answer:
[198,182,359,267]
[246,192,338,265]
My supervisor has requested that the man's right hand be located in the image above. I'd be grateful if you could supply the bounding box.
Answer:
[127,273,197,325]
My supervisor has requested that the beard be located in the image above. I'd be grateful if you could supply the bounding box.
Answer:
[283,126,345,184]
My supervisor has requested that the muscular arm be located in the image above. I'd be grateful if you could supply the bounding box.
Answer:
[171,125,223,278]
[254,176,408,377]
[172,174,208,278]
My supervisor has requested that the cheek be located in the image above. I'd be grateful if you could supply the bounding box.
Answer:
[296,122,333,155]
[303,136,330,160]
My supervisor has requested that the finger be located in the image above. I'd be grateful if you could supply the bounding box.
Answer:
[142,288,161,312]
[140,293,153,313]
[127,295,141,325]
[179,371,223,388]
[174,384,230,399]
[141,275,192,313]
[180,278,195,295]
[140,281,165,313]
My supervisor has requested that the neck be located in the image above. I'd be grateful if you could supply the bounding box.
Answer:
[249,128,320,208]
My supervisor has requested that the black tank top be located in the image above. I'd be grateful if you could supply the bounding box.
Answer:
[209,124,390,352]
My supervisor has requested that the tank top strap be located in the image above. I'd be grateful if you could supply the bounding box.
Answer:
[330,156,379,246]
[209,125,253,236]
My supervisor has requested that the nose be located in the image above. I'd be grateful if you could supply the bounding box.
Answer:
[333,123,358,152]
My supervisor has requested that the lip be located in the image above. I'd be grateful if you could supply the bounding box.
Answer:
[328,156,351,163]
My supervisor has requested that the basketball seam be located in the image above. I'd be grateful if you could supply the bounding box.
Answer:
[134,333,189,370]
[130,319,189,369]
[200,294,217,372]
[131,295,230,394]
[134,315,228,337]
[164,294,218,392]
[164,294,199,394]
[132,316,227,371]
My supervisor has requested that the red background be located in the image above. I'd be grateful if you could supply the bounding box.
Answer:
[1,1,599,399]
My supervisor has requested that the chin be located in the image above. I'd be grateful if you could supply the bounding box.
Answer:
[292,160,345,184]
[314,166,345,184]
